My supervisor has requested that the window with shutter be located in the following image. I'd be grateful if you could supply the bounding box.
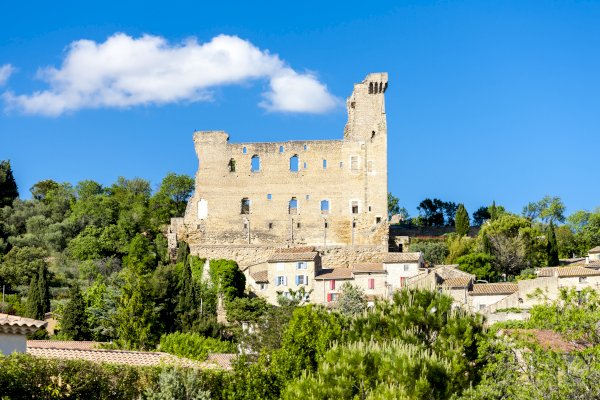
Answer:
[368,278,375,290]
[330,280,336,290]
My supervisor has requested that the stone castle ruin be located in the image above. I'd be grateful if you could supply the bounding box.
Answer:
[169,73,391,269]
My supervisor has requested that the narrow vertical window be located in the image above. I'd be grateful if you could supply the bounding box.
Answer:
[323,159,327,169]
[321,200,330,215]
[303,144,307,150]
[242,147,247,154]
[241,198,250,214]
[330,280,336,290]
[351,201,359,214]
[289,197,298,214]
[228,158,236,172]
[368,278,375,290]
[290,155,299,172]
[303,162,307,169]
[251,155,260,172]
[279,145,284,153]
[267,193,272,200]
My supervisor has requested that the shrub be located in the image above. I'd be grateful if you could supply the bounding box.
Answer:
[159,332,237,361]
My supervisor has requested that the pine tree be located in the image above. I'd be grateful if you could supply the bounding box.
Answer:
[37,264,50,316]
[61,285,90,340]
[176,255,199,330]
[26,275,42,319]
[455,204,470,236]
[0,160,18,208]
[547,221,559,267]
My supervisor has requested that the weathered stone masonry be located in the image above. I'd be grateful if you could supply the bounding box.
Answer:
[173,73,389,268]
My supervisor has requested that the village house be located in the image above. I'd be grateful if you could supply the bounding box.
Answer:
[0,313,46,355]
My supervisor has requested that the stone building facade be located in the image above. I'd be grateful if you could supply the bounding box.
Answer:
[174,73,389,267]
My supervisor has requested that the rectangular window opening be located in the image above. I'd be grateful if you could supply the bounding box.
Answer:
[323,159,327,169]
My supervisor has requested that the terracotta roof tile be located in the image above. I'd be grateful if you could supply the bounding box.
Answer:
[0,313,46,335]
[502,329,588,352]
[471,283,518,295]
[204,353,237,370]
[379,252,422,263]
[589,246,600,254]
[585,260,600,269]
[28,341,102,350]
[352,263,385,273]
[442,277,472,288]
[315,268,353,280]
[538,266,600,277]
[27,347,199,367]
[268,252,318,262]
[250,270,269,283]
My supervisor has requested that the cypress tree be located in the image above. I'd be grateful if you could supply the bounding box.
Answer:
[176,241,190,264]
[176,255,199,330]
[61,285,90,340]
[0,160,18,208]
[489,201,498,221]
[37,264,51,316]
[455,204,470,236]
[547,221,559,267]
[26,275,42,319]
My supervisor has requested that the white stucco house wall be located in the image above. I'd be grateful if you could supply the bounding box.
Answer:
[0,314,47,355]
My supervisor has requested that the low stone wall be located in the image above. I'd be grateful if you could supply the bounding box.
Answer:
[485,311,530,325]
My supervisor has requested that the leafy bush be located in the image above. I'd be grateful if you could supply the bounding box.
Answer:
[159,332,237,361]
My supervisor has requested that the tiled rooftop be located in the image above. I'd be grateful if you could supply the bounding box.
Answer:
[379,252,422,263]
[538,266,600,278]
[0,313,47,335]
[352,263,385,273]
[267,252,318,262]
[442,277,472,288]
[28,340,102,350]
[589,246,600,254]
[250,270,269,283]
[471,283,518,295]
[315,268,353,280]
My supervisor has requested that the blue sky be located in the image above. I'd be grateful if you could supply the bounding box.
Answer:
[1,0,599,218]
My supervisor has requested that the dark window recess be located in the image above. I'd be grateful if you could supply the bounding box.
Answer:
[297,223,301,229]
[352,221,357,228]
[376,217,382,224]
[324,222,328,228]
[268,222,273,229]
[241,198,250,214]
[243,222,248,229]
[228,158,236,172]
[289,197,298,214]
[351,201,359,214]
[290,155,299,172]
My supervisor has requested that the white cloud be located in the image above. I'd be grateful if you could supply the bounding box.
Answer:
[2,34,339,116]
[0,64,14,86]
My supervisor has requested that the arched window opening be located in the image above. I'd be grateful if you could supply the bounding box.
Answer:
[290,155,299,172]
[279,145,284,153]
[251,155,260,172]
[241,198,250,214]
[379,82,383,93]
[289,197,298,214]
[369,82,373,94]
[321,200,330,215]
[228,158,236,172]
[242,147,247,154]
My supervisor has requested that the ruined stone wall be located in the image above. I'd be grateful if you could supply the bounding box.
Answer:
[189,243,387,270]
[180,73,389,253]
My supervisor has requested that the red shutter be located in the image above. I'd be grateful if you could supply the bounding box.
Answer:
[368,278,375,290]
[327,293,332,302]
[330,280,336,290]
[400,277,405,287]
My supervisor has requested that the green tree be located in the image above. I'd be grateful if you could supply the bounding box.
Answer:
[546,221,559,266]
[0,160,19,208]
[388,192,400,219]
[26,274,42,319]
[522,195,566,224]
[226,296,269,325]
[409,240,449,265]
[176,256,201,331]
[456,253,497,281]
[335,282,366,316]
[37,264,50,317]
[150,173,195,222]
[455,204,470,236]
[115,271,158,350]
[472,206,491,226]
[209,259,245,301]
[123,234,156,275]
[61,285,90,340]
